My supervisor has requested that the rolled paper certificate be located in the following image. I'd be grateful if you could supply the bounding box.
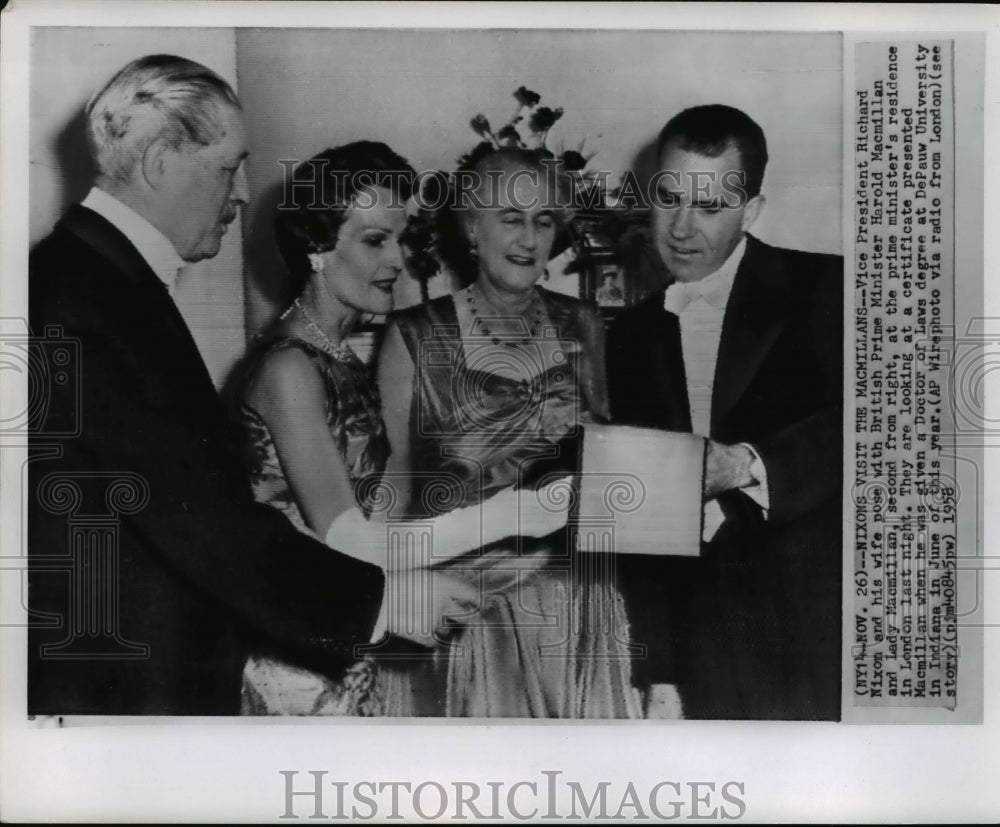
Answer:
[572,423,706,557]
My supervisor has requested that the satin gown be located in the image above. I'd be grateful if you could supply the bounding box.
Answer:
[390,289,641,718]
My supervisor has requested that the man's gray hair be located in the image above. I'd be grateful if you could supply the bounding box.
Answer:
[85,54,240,183]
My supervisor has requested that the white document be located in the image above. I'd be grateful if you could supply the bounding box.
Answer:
[576,423,705,557]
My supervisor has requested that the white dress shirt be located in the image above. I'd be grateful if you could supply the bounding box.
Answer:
[662,237,770,539]
[81,187,186,295]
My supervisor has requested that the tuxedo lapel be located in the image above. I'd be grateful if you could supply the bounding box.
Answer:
[648,293,693,432]
[711,236,793,433]
[60,206,218,405]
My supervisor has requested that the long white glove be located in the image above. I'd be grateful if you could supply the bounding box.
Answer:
[325,476,574,571]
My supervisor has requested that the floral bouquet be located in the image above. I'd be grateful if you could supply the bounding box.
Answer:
[402,87,665,303]
[461,85,593,173]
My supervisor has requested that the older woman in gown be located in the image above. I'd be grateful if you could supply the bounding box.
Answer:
[377,147,642,718]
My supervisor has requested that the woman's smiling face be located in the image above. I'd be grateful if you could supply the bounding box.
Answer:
[317,185,407,316]
[468,168,557,296]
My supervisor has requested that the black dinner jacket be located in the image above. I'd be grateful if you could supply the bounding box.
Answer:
[608,233,843,524]
[607,234,844,719]
[28,205,385,715]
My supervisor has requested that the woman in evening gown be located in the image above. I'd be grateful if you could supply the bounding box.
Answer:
[377,147,642,717]
[232,142,567,715]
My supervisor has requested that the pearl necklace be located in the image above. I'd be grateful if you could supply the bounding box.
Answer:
[466,286,544,348]
[281,298,354,362]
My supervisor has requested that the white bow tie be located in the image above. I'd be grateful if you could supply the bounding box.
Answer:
[662,276,730,315]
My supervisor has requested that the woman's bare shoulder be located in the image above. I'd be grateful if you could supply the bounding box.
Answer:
[245,341,328,413]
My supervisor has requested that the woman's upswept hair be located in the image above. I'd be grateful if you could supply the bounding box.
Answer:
[274,141,416,296]
[433,145,574,286]
[86,54,240,183]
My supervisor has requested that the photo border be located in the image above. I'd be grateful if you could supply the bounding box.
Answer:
[1,2,997,823]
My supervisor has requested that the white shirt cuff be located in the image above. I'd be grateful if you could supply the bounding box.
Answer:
[738,443,770,513]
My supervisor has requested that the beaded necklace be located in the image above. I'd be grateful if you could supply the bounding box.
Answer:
[466,285,544,348]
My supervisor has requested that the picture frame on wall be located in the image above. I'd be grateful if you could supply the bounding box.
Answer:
[570,206,668,323]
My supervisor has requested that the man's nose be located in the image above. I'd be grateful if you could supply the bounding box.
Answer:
[669,205,694,238]
[230,163,250,205]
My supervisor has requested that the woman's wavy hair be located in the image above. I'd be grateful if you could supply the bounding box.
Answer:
[427,145,575,291]
[274,141,416,297]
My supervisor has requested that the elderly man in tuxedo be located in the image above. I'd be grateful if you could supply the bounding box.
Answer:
[609,104,843,720]
[27,55,477,715]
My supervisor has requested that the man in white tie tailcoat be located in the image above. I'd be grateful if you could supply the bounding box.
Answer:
[608,104,844,720]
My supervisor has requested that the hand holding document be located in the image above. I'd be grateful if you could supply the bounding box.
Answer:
[481,475,575,543]
[324,476,574,570]
[326,422,706,566]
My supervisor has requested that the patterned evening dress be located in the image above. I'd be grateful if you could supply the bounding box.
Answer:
[235,337,390,715]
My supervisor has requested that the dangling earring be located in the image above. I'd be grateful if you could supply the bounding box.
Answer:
[308,253,324,274]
